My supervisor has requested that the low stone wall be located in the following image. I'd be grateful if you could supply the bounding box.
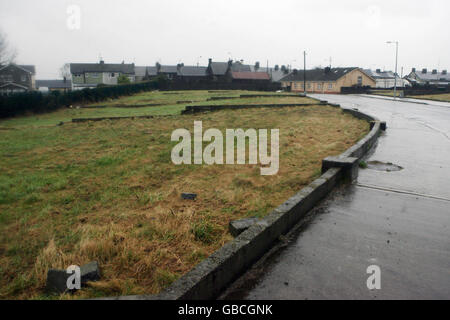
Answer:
[72,115,155,123]
[100,98,385,300]
[182,102,327,114]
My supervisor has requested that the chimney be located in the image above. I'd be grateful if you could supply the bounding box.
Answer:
[324,66,331,73]
[63,76,66,83]
[228,60,233,67]
[177,63,183,71]
[422,68,427,74]
[442,70,447,75]
[412,67,416,73]
[208,58,212,66]
[376,69,381,73]
[432,69,437,74]
[100,60,105,65]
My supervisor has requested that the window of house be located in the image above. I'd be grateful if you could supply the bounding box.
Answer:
[317,83,322,90]
[328,83,333,89]
[21,75,27,82]
[91,73,99,78]
[0,75,13,82]
[307,83,311,89]
[111,73,115,77]
[357,76,363,85]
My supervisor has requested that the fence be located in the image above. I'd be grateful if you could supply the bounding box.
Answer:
[403,85,450,96]
[340,86,372,94]
[161,80,281,92]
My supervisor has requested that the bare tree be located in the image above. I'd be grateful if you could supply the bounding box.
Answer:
[60,63,71,80]
[0,30,16,66]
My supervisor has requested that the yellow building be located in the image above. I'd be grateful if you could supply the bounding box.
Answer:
[280,67,375,93]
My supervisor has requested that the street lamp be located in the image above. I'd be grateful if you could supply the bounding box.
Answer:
[386,41,399,99]
[303,51,307,95]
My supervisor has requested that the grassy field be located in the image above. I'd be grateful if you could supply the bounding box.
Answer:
[0,90,369,299]
[370,90,450,102]
[407,93,450,102]
[0,90,314,128]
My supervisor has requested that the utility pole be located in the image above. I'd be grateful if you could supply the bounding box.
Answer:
[387,41,399,99]
[303,51,307,95]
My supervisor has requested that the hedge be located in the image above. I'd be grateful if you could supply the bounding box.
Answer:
[0,76,169,119]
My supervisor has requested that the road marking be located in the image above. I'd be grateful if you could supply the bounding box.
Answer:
[356,183,450,202]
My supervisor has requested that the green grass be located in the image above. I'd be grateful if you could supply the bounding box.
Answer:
[0,90,308,128]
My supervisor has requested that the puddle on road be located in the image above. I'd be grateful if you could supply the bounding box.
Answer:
[365,161,403,172]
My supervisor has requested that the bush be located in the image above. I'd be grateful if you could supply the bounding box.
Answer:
[117,74,130,85]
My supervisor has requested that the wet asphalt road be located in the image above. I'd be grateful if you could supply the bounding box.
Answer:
[221,94,450,300]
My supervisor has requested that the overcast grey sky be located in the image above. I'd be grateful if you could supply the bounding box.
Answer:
[0,0,448,79]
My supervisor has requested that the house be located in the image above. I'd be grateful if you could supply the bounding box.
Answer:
[69,60,135,90]
[134,66,158,82]
[176,65,208,82]
[156,63,178,80]
[207,59,229,81]
[406,68,449,87]
[35,79,72,92]
[0,64,36,95]
[206,59,256,82]
[250,64,289,83]
[363,69,410,88]
[280,67,376,93]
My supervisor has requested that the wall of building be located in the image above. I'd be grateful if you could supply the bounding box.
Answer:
[103,72,119,85]
[336,69,375,89]
[281,69,375,93]
[375,78,410,88]
[282,81,340,94]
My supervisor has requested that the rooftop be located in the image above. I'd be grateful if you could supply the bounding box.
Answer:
[411,69,450,81]
[177,66,208,77]
[36,79,72,89]
[134,66,158,77]
[363,69,397,79]
[70,62,135,74]
[0,64,36,75]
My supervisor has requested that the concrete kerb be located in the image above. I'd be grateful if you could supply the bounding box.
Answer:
[99,97,385,300]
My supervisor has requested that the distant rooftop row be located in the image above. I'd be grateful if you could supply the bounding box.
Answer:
[0,59,449,95]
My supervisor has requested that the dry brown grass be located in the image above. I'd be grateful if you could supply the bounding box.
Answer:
[0,104,369,299]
